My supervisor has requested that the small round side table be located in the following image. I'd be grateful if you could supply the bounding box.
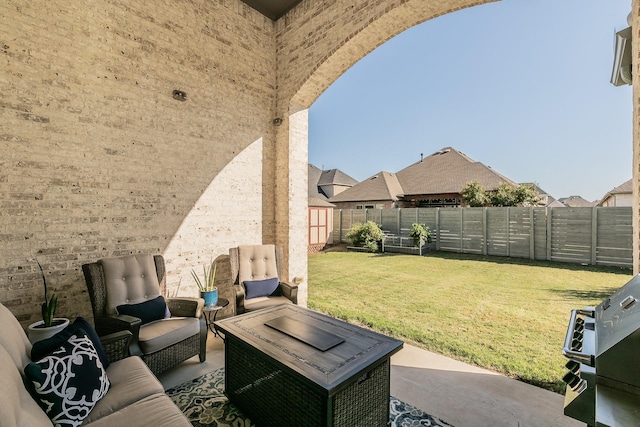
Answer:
[202,297,229,338]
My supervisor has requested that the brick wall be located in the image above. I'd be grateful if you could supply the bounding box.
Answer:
[6,0,635,329]
[0,0,277,326]
[633,0,640,274]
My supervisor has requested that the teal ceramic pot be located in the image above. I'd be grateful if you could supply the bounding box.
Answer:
[201,288,218,307]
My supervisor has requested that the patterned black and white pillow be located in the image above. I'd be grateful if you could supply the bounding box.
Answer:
[24,330,110,427]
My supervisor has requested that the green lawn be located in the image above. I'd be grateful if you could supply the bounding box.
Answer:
[307,249,632,393]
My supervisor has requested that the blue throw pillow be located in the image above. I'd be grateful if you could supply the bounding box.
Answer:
[32,317,110,369]
[116,295,167,325]
[24,330,110,427]
[244,277,280,299]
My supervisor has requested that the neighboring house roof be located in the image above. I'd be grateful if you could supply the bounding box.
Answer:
[547,199,566,207]
[610,179,633,194]
[309,164,351,207]
[600,178,632,199]
[596,179,632,207]
[309,164,326,197]
[318,169,358,187]
[395,147,517,196]
[557,195,594,207]
[329,171,403,202]
[309,196,335,207]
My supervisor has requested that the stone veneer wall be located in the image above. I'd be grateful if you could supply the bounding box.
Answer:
[0,0,277,325]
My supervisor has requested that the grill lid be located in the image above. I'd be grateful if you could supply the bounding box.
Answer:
[594,274,640,386]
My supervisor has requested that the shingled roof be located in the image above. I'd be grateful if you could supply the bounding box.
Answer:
[308,164,334,207]
[329,171,403,202]
[557,195,595,207]
[318,168,358,187]
[396,147,516,195]
[596,178,632,207]
[606,179,632,195]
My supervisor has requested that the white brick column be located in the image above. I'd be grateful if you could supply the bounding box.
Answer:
[634,0,640,274]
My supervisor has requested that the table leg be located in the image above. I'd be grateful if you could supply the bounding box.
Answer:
[211,310,224,339]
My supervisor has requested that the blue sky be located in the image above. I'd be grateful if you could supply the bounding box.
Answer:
[308,0,632,202]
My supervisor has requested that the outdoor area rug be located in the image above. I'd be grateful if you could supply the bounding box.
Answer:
[165,368,453,427]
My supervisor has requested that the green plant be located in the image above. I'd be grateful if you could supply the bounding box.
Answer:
[461,180,540,207]
[346,221,385,252]
[408,223,433,247]
[460,180,489,207]
[36,258,57,327]
[191,261,217,292]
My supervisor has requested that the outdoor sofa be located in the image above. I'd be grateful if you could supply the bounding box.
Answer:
[0,302,190,427]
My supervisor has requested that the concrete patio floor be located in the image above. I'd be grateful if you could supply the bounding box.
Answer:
[158,331,584,427]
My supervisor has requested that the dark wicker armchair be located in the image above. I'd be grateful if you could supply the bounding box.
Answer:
[229,244,298,314]
[82,254,207,376]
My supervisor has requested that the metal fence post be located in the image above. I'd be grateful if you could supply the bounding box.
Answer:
[591,207,598,265]
[483,207,488,256]
[459,208,464,253]
[546,207,552,261]
[435,208,440,251]
[529,206,535,260]
[506,207,510,257]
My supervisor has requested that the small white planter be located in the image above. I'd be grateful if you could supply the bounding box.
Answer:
[27,318,70,344]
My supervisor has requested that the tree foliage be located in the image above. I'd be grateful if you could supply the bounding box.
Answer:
[460,181,489,207]
[461,181,540,207]
[346,221,384,252]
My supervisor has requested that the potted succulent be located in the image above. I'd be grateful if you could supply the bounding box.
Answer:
[191,260,218,307]
[27,258,69,343]
[408,223,433,248]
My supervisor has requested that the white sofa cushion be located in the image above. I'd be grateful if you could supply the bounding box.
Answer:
[83,356,164,424]
[83,394,191,427]
[0,345,51,427]
[138,317,200,354]
[0,303,33,369]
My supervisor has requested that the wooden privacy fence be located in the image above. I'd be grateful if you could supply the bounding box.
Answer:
[332,207,633,268]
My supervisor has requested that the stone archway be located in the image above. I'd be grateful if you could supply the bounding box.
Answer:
[272,0,640,306]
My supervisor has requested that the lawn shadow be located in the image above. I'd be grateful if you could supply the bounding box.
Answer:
[547,287,620,303]
[424,251,633,276]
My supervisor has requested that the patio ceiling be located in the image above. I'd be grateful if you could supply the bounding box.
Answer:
[241,0,303,20]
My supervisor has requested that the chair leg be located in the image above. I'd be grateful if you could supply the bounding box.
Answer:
[199,319,207,363]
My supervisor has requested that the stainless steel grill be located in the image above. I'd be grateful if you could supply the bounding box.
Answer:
[562,274,640,426]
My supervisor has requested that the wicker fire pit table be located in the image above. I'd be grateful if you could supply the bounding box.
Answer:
[215,304,403,427]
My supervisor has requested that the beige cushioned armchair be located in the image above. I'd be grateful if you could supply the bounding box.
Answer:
[230,244,298,314]
[82,254,207,376]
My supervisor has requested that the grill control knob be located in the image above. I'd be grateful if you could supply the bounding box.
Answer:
[574,323,585,333]
[621,296,637,310]
[565,360,580,374]
[571,339,582,351]
[562,372,587,392]
[573,330,583,341]
[563,372,580,387]
[575,317,585,326]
